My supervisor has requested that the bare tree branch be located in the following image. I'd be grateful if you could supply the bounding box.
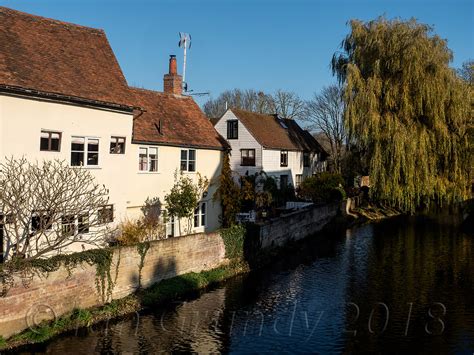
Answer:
[0,158,114,261]
[304,85,347,173]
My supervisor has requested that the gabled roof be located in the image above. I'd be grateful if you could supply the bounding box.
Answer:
[229,108,327,154]
[0,7,132,110]
[131,88,227,150]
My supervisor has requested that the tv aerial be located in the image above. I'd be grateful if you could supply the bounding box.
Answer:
[178,32,191,93]
[178,32,209,97]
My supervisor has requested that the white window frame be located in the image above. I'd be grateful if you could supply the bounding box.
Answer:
[138,146,159,172]
[193,202,207,228]
[180,149,196,172]
[71,136,100,167]
[110,136,126,154]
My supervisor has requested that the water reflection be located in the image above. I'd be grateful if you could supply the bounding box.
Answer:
[22,216,474,354]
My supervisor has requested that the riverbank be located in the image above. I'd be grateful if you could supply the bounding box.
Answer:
[1,259,251,351]
[0,202,390,351]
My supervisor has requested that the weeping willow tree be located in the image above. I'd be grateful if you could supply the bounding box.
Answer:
[332,17,472,213]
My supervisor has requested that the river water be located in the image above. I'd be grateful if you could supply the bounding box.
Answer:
[20,216,474,354]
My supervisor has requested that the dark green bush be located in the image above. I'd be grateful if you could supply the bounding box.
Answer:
[299,173,345,202]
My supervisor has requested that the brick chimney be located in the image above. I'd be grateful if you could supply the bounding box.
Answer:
[163,55,182,95]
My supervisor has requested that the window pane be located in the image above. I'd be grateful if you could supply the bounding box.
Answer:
[71,151,84,166]
[88,152,99,165]
[180,161,188,171]
[40,132,50,151]
[139,148,148,171]
[88,139,99,152]
[110,137,125,154]
[249,150,255,157]
[201,203,206,226]
[188,150,196,160]
[78,214,89,234]
[150,159,158,172]
[71,137,85,151]
[98,205,113,224]
[117,140,125,153]
[50,133,60,151]
[31,215,41,231]
[88,139,99,165]
[62,215,76,237]
[181,150,188,160]
[149,148,158,172]
[188,161,195,172]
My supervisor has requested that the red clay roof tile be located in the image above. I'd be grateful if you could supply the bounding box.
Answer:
[0,6,132,108]
[131,88,227,150]
[230,108,326,154]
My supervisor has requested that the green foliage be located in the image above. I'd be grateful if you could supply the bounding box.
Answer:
[165,173,209,234]
[70,308,92,326]
[0,335,6,348]
[22,325,54,343]
[136,242,150,288]
[140,261,248,307]
[220,224,246,259]
[0,248,114,302]
[332,17,472,212]
[299,173,345,202]
[215,153,241,227]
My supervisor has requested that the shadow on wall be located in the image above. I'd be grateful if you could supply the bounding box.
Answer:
[128,244,178,291]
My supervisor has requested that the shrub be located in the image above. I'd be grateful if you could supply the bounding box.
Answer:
[220,224,246,259]
[215,153,241,227]
[299,172,345,202]
[115,220,148,246]
[141,197,162,227]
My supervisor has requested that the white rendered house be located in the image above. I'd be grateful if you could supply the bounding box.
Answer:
[0,7,224,259]
[214,108,328,189]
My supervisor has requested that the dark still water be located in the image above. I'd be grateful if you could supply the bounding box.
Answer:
[24,216,474,354]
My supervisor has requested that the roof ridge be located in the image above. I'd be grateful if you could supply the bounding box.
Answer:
[129,86,192,99]
[0,6,104,34]
[231,107,275,118]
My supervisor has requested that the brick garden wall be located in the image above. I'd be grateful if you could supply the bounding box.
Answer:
[0,203,343,339]
[257,202,341,250]
[0,232,226,338]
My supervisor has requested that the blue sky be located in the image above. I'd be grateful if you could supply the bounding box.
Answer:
[1,0,473,106]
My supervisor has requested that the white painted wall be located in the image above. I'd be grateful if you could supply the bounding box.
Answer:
[0,95,134,223]
[214,109,326,187]
[214,110,262,179]
[125,144,223,236]
[0,95,223,253]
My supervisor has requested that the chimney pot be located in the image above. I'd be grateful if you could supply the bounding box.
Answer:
[169,55,177,75]
[163,54,182,95]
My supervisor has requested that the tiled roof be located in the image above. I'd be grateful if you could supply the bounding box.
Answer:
[131,88,227,150]
[0,7,132,109]
[229,108,326,153]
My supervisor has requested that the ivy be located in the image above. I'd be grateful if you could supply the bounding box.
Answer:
[0,248,115,302]
[136,242,151,289]
[220,225,246,260]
